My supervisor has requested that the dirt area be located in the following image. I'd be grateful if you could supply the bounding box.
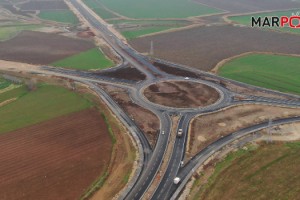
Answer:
[101,84,159,147]
[0,108,112,200]
[194,0,300,13]
[0,30,94,65]
[130,25,300,71]
[187,104,300,159]
[259,122,300,142]
[144,81,220,108]
[222,79,300,101]
[153,62,200,78]
[96,66,146,82]
[19,0,68,11]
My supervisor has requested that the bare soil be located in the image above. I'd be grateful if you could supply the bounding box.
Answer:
[1,4,34,17]
[194,0,300,13]
[153,62,200,78]
[130,25,300,71]
[144,81,219,108]
[101,84,159,147]
[19,0,68,11]
[259,122,300,142]
[0,30,95,65]
[0,108,112,200]
[187,105,300,159]
[96,66,146,82]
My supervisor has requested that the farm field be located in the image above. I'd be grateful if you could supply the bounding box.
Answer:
[0,83,93,134]
[229,10,300,35]
[195,0,300,13]
[0,108,112,200]
[110,20,190,39]
[190,142,300,200]
[86,0,222,19]
[130,25,300,71]
[84,0,118,19]
[19,0,68,10]
[0,77,11,90]
[53,48,113,70]
[218,54,300,95]
[0,24,42,41]
[38,10,79,24]
[0,31,94,64]
[122,27,173,39]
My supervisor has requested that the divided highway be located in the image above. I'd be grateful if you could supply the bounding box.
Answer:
[12,1,299,200]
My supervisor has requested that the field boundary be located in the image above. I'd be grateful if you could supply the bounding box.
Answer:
[211,51,300,74]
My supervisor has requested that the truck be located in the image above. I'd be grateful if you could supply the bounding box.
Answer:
[173,177,181,184]
[177,128,183,137]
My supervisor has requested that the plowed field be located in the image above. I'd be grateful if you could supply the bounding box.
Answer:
[130,25,300,71]
[0,109,112,200]
[0,31,94,65]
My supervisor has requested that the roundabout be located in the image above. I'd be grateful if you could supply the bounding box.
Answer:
[137,78,231,112]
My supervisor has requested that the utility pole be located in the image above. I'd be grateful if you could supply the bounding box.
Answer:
[267,118,273,144]
[150,40,154,56]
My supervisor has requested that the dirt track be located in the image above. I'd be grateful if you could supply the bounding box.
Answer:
[130,25,300,71]
[0,109,112,200]
[0,31,94,65]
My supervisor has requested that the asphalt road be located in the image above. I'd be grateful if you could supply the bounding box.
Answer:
[8,1,299,200]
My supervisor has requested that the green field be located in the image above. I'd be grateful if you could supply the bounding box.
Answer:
[110,20,188,39]
[218,54,300,95]
[0,24,42,41]
[38,10,79,25]
[52,48,113,70]
[122,27,174,39]
[229,9,300,34]
[191,142,300,200]
[0,78,11,90]
[86,0,221,19]
[84,0,117,19]
[0,84,93,134]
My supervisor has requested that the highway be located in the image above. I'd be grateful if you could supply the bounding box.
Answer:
[169,116,300,200]
[3,0,299,200]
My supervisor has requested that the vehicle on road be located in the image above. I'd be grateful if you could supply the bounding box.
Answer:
[173,177,181,184]
[177,128,183,137]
